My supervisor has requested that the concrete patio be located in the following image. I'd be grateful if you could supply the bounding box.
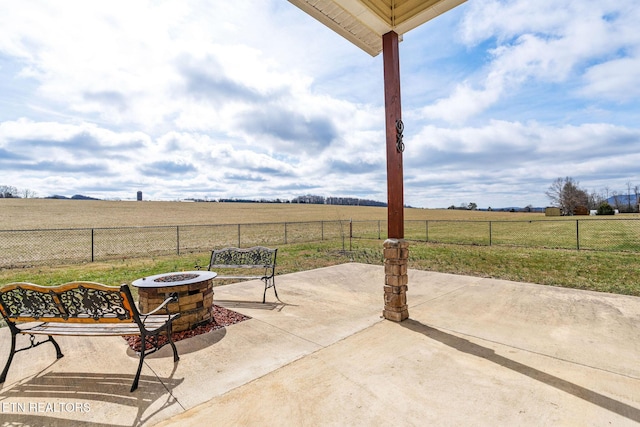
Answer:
[1,263,639,426]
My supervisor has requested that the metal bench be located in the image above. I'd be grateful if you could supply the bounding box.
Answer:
[0,281,180,392]
[197,246,278,303]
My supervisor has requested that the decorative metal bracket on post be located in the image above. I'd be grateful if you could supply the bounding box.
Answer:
[395,119,405,152]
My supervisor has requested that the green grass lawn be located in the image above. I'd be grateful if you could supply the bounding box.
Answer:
[406,241,640,295]
[1,239,638,298]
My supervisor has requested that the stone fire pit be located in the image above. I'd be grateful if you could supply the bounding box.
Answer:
[132,271,217,332]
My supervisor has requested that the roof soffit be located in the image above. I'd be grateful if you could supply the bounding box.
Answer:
[288,0,467,56]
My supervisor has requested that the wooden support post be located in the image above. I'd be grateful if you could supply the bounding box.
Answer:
[383,31,404,239]
[382,31,408,322]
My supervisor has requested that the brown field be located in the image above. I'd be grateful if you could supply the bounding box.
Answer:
[0,199,549,230]
[1,199,640,297]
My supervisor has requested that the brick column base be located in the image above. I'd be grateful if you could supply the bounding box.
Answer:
[383,238,409,322]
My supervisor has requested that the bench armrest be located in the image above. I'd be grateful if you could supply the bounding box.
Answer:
[139,292,178,317]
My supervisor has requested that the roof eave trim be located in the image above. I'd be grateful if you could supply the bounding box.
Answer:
[288,0,382,56]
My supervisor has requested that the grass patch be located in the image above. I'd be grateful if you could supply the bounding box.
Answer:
[1,239,638,300]
[407,242,640,296]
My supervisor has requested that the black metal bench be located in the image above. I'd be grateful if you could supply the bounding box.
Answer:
[197,246,278,303]
[0,281,180,392]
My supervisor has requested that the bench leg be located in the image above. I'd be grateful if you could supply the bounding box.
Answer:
[169,340,179,363]
[262,277,278,303]
[0,333,63,384]
[131,335,146,392]
[165,322,180,363]
[131,327,180,392]
[50,336,63,359]
[0,331,17,383]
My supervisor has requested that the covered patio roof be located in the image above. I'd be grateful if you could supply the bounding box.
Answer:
[287,0,466,56]
[288,0,468,322]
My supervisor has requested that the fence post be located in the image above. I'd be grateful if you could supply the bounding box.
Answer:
[489,221,492,246]
[91,228,95,262]
[378,220,381,240]
[284,222,288,244]
[321,221,324,241]
[176,226,180,255]
[576,220,580,250]
[349,219,352,252]
[238,224,241,247]
[425,220,428,242]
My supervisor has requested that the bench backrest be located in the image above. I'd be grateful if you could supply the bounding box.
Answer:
[0,282,137,323]
[210,246,277,269]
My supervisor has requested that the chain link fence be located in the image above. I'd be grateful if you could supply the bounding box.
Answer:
[351,218,640,251]
[2,218,640,267]
[0,221,351,267]
[396,218,640,251]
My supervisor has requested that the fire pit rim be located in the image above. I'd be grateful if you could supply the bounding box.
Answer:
[131,270,217,288]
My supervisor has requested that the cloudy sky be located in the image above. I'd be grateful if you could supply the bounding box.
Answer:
[1,1,639,209]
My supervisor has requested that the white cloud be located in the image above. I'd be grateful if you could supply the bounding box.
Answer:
[403,119,640,207]
[0,0,639,208]
[580,55,640,102]
[421,0,640,123]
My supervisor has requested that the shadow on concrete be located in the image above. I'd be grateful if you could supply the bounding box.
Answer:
[0,369,183,426]
[401,319,640,424]
[215,299,296,312]
[0,413,117,427]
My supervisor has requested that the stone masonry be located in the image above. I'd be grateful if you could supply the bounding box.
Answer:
[383,238,409,321]
[138,279,214,332]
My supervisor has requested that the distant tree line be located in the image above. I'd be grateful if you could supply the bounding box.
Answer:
[546,177,640,215]
[0,185,37,198]
[214,198,290,203]
[187,195,387,206]
[291,195,386,207]
[447,202,478,210]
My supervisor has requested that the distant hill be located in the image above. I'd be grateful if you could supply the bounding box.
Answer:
[71,194,101,200]
[46,194,101,200]
[607,194,638,206]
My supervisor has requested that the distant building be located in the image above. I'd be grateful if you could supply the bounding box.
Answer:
[137,191,142,201]
[574,205,589,215]
[545,207,561,216]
